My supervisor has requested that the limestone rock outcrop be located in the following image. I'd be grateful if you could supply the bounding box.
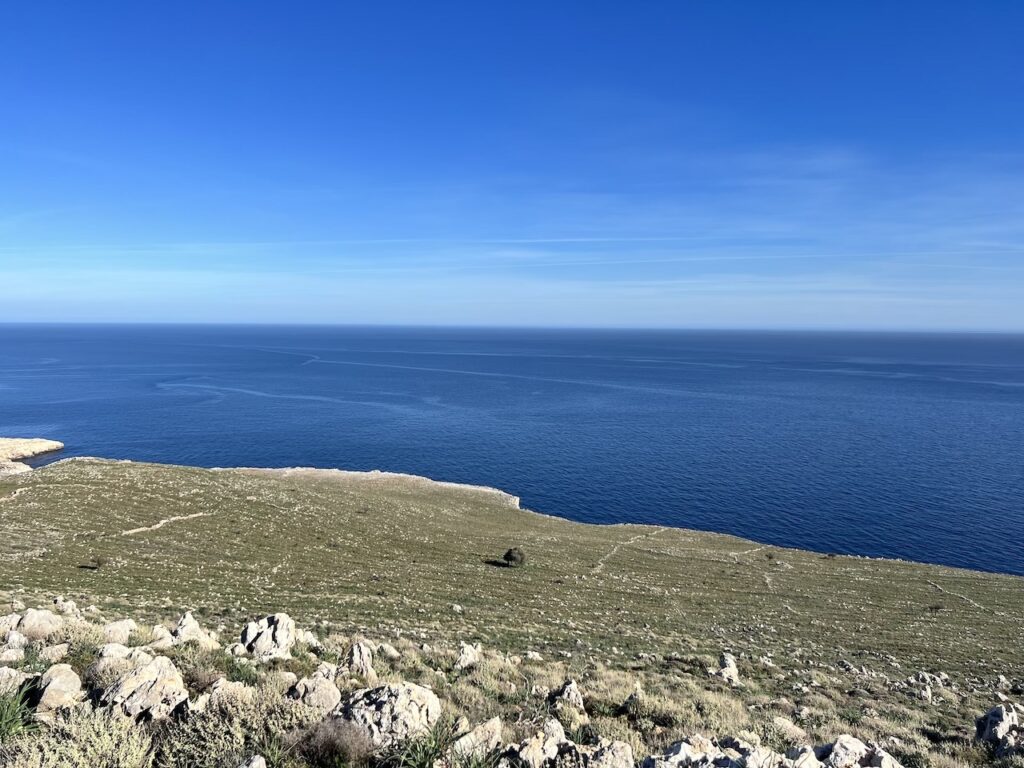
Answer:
[335,682,442,748]
[289,673,342,713]
[18,608,63,640]
[977,703,1023,757]
[347,640,378,682]
[240,613,296,662]
[171,611,220,650]
[31,663,83,722]
[99,654,189,721]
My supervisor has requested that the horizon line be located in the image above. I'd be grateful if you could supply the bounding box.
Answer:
[1,320,1022,336]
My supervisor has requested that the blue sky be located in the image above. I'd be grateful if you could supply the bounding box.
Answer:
[2,2,1023,329]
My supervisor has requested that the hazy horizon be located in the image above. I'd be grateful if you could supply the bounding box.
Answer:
[3,3,1023,330]
[3,320,1024,335]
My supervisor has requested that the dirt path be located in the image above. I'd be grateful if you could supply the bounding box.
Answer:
[593,527,668,573]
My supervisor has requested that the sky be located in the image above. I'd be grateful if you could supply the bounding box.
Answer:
[2,2,1023,329]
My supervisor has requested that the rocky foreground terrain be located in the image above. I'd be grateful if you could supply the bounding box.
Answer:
[0,597,1021,768]
[0,453,1022,767]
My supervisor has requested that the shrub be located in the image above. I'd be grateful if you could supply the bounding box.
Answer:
[153,684,318,768]
[0,707,152,767]
[291,718,373,768]
[502,548,526,568]
[225,657,260,686]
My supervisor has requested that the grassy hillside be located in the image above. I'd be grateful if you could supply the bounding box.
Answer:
[1,458,1022,766]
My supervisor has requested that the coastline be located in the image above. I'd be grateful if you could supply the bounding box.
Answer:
[223,466,522,509]
[5,437,1022,580]
[12,450,1023,582]
[0,437,64,477]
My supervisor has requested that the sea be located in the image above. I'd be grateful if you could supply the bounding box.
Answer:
[1,324,1022,575]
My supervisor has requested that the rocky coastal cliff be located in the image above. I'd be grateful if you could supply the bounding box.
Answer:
[0,438,64,477]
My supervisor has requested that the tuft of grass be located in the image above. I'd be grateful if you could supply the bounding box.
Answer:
[0,688,36,744]
[226,656,261,686]
[381,717,460,768]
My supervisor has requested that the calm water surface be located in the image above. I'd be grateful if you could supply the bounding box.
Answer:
[2,324,1022,574]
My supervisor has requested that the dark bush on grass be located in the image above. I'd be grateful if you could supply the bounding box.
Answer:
[502,547,526,568]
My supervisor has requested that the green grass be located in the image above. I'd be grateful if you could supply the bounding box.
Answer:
[1,458,1022,766]
[0,689,36,744]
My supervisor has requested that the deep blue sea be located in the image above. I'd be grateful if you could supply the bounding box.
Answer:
[2,324,1022,575]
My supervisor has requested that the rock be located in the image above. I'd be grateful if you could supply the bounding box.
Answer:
[864,743,904,768]
[821,735,869,768]
[40,643,69,663]
[335,682,442,749]
[525,651,544,662]
[104,619,138,645]
[289,674,342,713]
[238,758,267,768]
[348,641,378,682]
[734,747,786,768]
[299,629,322,649]
[0,666,31,695]
[0,438,64,475]
[32,664,83,721]
[976,704,1022,757]
[641,736,723,768]
[772,715,808,743]
[18,608,62,640]
[52,596,80,617]
[716,652,741,686]
[5,630,28,650]
[171,611,220,650]
[241,613,296,662]
[977,703,1019,742]
[0,649,25,663]
[788,746,824,768]
[148,625,175,650]
[378,642,401,661]
[0,614,21,639]
[716,735,784,768]
[451,717,503,760]
[100,654,189,721]
[89,643,154,680]
[584,739,634,768]
[455,641,482,671]
[504,718,578,768]
[314,661,339,679]
[99,642,147,660]
[552,679,587,717]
